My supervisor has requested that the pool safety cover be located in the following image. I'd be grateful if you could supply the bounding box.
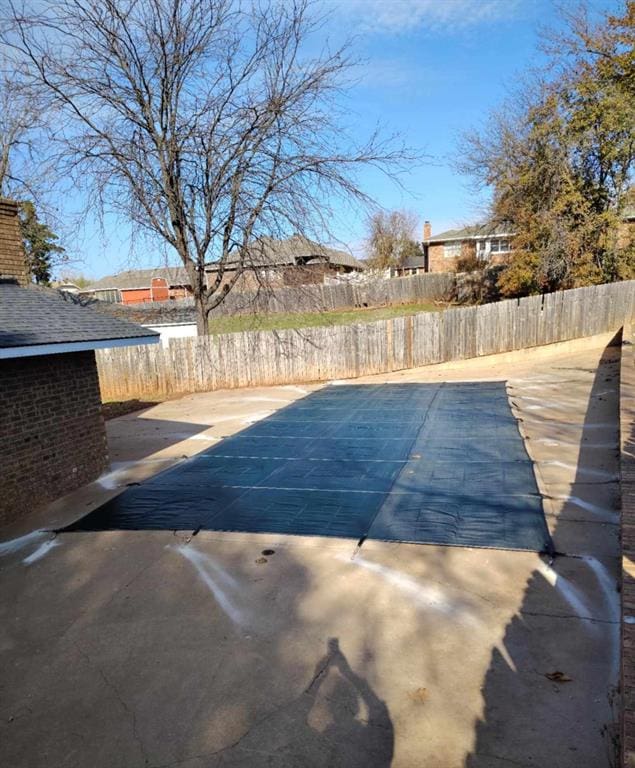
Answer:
[64,383,553,552]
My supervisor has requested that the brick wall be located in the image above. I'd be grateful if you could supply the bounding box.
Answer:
[0,198,29,286]
[428,242,476,273]
[0,351,109,527]
[427,241,510,273]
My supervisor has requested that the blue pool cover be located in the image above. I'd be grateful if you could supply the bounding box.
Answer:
[64,383,553,552]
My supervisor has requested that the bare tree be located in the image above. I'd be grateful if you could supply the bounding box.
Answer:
[365,209,422,270]
[5,0,410,334]
[0,57,52,202]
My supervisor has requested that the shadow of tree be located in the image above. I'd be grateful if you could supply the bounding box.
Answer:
[466,335,623,768]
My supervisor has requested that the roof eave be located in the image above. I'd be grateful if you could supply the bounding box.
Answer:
[425,231,517,244]
[85,282,189,292]
[0,334,160,359]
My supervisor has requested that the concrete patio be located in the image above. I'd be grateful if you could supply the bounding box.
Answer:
[0,332,622,767]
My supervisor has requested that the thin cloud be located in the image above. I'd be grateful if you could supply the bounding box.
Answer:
[332,0,523,34]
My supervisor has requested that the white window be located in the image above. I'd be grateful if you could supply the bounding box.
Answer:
[443,242,462,259]
[476,238,512,258]
[490,238,511,253]
[476,241,489,259]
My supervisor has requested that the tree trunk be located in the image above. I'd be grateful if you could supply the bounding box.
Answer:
[194,290,210,336]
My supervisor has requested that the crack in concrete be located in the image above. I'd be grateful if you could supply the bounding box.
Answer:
[150,655,338,768]
[150,698,299,768]
[305,650,334,694]
[425,576,497,607]
[74,644,148,766]
[102,554,165,611]
[519,609,618,625]
[544,511,620,528]
[473,751,535,767]
[543,513,619,525]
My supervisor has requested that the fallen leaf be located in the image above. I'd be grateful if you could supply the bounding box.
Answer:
[408,687,428,703]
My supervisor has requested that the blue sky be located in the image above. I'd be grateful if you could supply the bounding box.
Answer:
[69,0,619,279]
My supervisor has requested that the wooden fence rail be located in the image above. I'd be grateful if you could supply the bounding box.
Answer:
[97,280,635,400]
[100,272,457,324]
[210,271,457,316]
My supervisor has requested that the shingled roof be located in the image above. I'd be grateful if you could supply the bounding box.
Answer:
[205,236,364,272]
[0,279,159,358]
[84,266,190,292]
[399,254,427,269]
[425,222,516,244]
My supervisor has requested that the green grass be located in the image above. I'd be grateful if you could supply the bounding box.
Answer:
[208,301,445,335]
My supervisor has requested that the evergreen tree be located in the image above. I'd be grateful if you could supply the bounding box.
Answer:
[18,201,65,285]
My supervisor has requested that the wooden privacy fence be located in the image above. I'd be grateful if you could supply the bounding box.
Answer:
[105,271,456,324]
[97,280,635,400]
[207,271,456,316]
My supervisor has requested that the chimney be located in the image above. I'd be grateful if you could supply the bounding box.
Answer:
[423,220,431,241]
[0,199,29,286]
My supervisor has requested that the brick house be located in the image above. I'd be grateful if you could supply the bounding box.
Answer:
[205,235,365,291]
[619,202,635,249]
[82,266,191,304]
[0,199,159,527]
[391,254,427,277]
[422,220,516,273]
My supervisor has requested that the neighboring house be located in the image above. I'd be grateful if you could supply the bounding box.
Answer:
[619,202,635,249]
[205,235,364,291]
[391,254,427,277]
[423,221,516,273]
[142,321,198,348]
[82,266,191,304]
[56,281,81,294]
[423,206,635,273]
[0,198,159,526]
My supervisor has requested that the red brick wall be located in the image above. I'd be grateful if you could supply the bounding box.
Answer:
[0,198,29,286]
[427,241,510,273]
[121,288,153,304]
[150,277,169,301]
[0,351,109,527]
[428,242,475,273]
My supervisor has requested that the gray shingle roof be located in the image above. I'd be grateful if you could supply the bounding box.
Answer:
[426,222,516,243]
[0,280,159,351]
[205,236,364,272]
[84,266,190,291]
[399,255,426,269]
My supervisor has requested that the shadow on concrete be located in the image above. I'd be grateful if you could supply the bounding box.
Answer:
[621,335,635,765]
[220,636,395,767]
[466,335,622,768]
[102,399,163,421]
[0,532,395,767]
[105,416,216,465]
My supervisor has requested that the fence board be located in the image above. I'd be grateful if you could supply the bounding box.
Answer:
[97,281,635,400]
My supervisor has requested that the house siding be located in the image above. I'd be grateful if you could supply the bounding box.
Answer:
[0,350,108,526]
